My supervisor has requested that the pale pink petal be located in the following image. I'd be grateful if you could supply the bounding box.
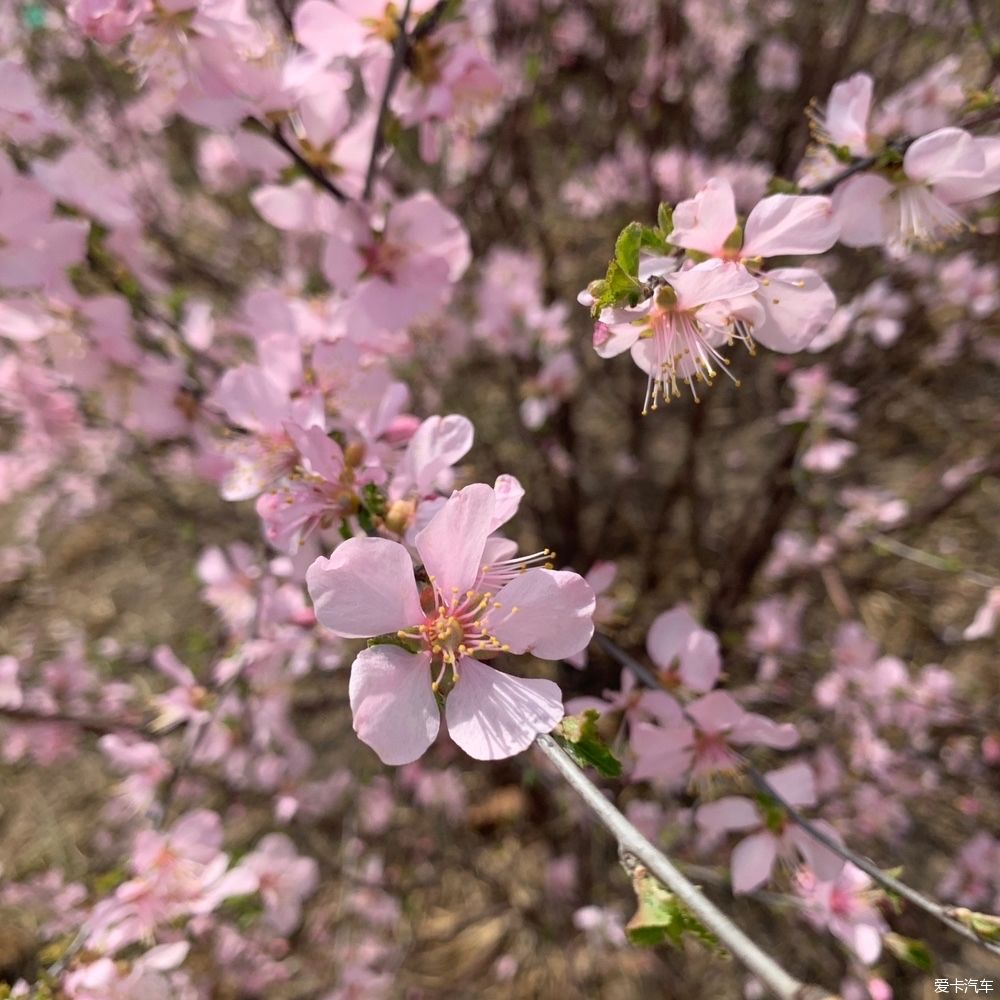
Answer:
[489,568,596,660]
[445,657,563,760]
[791,821,846,882]
[415,483,495,595]
[210,365,289,432]
[294,0,369,59]
[349,646,439,765]
[306,537,422,638]
[630,721,693,782]
[731,710,799,749]
[252,180,322,232]
[585,561,617,594]
[285,423,344,481]
[395,413,474,496]
[731,831,779,894]
[668,258,759,309]
[824,73,873,155]
[489,474,524,531]
[933,135,1000,203]
[766,761,817,808]
[646,606,699,669]
[686,690,744,735]
[670,178,738,254]
[832,174,893,248]
[742,194,839,257]
[903,127,984,186]
[849,920,884,964]
[679,630,722,692]
[751,267,836,353]
[696,796,761,834]
[594,316,644,358]
[639,690,685,726]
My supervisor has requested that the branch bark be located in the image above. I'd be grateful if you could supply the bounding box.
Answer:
[535,734,834,1000]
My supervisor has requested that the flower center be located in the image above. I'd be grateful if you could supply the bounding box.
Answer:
[639,307,739,413]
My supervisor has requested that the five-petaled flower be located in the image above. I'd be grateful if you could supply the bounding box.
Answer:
[306,483,596,764]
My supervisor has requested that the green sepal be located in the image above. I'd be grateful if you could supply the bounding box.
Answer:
[625,868,725,954]
[884,932,933,971]
[553,709,622,778]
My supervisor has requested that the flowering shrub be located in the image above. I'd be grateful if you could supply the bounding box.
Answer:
[1,1,999,997]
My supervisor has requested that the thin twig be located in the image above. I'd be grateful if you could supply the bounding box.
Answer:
[589,631,1000,959]
[363,0,414,201]
[535,735,832,1000]
[0,704,148,737]
[745,765,1000,958]
[254,119,349,202]
[801,104,1000,195]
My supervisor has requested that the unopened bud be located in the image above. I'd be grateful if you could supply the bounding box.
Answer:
[344,441,365,468]
[385,499,416,534]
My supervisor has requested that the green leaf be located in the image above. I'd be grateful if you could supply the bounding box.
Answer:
[884,933,933,971]
[554,709,622,778]
[657,202,673,237]
[615,222,644,278]
[361,483,387,517]
[625,869,725,954]
[590,260,641,316]
[639,225,670,255]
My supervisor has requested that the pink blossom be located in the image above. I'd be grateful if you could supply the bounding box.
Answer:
[815,73,874,156]
[238,833,319,935]
[696,762,844,893]
[573,905,627,946]
[631,690,798,785]
[67,0,142,45]
[322,194,471,333]
[0,154,87,290]
[834,128,1000,251]
[644,605,721,693]
[796,864,888,964]
[746,596,804,682]
[388,413,474,501]
[591,258,759,411]
[565,667,681,733]
[670,177,839,354]
[306,483,596,763]
[0,60,63,143]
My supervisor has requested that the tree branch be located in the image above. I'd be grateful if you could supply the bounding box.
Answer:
[363,0,415,201]
[535,734,833,1000]
[589,631,1000,959]
[745,765,1000,958]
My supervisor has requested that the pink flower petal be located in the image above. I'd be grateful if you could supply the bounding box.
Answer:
[445,657,563,760]
[489,568,596,660]
[696,796,761,834]
[669,258,759,309]
[766,761,817,808]
[349,646,439,765]
[731,831,778,894]
[832,174,894,248]
[415,483,496,595]
[742,194,839,258]
[751,267,836,353]
[671,178,738,255]
[306,537,422,638]
[903,127,984,186]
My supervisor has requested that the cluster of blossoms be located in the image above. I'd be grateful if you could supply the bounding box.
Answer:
[0,0,998,996]
[583,181,840,411]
